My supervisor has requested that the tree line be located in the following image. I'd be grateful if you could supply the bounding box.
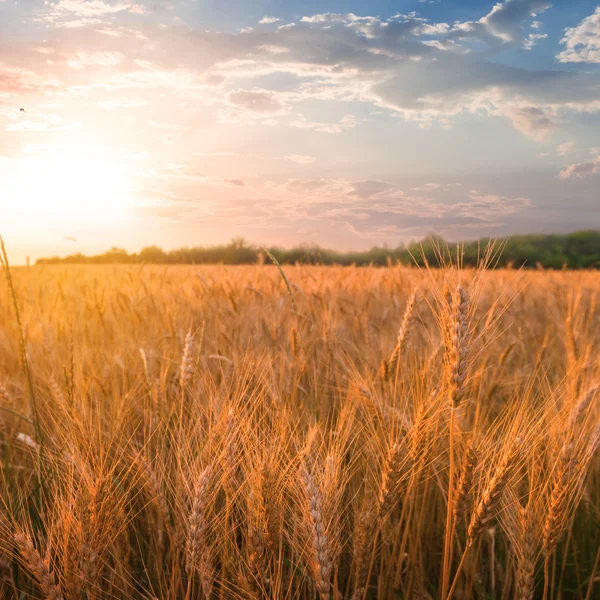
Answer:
[36,230,600,269]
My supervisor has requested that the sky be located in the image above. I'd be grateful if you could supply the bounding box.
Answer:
[1,0,600,263]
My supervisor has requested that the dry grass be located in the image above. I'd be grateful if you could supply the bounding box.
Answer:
[0,261,599,599]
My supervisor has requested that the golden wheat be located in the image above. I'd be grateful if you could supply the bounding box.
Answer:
[0,261,597,600]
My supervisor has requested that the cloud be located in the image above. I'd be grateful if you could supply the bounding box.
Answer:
[300,13,379,25]
[276,178,531,226]
[11,4,600,140]
[96,26,148,39]
[556,7,600,63]
[284,154,316,165]
[411,183,442,191]
[479,1,551,43]
[48,0,140,18]
[284,179,350,196]
[33,1,145,29]
[259,16,280,25]
[257,44,290,54]
[558,152,600,179]
[290,114,358,134]
[151,164,248,190]
[221,89,290,122]
[349,180,396,199]
[66,50,124,68]
[556,141,574,155]
[503,106,555,140]
[61,1,131,16]
[5,2,600,144]
[226,89,288,114]
[461,192,532,218]
[443,0,551,47]
[0,63,58,96]
[128,169,536,244]
[522,32,547,50]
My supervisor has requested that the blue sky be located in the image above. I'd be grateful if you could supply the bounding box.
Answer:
[0,0,599,262]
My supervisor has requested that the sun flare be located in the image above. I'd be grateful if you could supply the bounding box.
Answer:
[3,145,133,227]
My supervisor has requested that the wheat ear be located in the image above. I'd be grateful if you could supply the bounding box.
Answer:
[300,465,333,599]
[180,330,194,390]
[186,465,214,598]
[377,439,405,518]
[453,443,477,526]
[389,287,418,367]
[351,508,376,600]
[516,506,537,600]
[468,437,521,546]
[14,532,63,600]
[447,285,470,408]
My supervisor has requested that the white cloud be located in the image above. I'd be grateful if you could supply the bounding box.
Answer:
[66,50,124,68]
[300,13,376,25]
[479,0,552,43]
[411,183,441,191]
[558,152,600,179]
[257,44,290,54]
[52,0,138,17]
[522,32,547,50]
[96,26,148,39]
[557,7,600,63]
[4,2,600,145]
[446,0,552,46]
[38,0,146,28]
[15,5,600,140]
[259,16,280,25]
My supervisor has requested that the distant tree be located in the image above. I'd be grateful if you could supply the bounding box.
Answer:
[139,246,167,263]
[35,231,600,270]
[231,237,249,250]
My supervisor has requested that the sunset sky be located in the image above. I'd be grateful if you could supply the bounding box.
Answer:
[1,0,600,263]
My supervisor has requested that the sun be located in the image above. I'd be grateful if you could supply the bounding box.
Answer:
[4,144,133,227]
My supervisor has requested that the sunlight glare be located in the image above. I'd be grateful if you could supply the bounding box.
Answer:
[4,145,133,227]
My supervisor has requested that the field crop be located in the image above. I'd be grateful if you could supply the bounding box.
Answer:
[0,259,598,599]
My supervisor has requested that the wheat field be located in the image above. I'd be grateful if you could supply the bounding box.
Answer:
[0,257,598,600]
